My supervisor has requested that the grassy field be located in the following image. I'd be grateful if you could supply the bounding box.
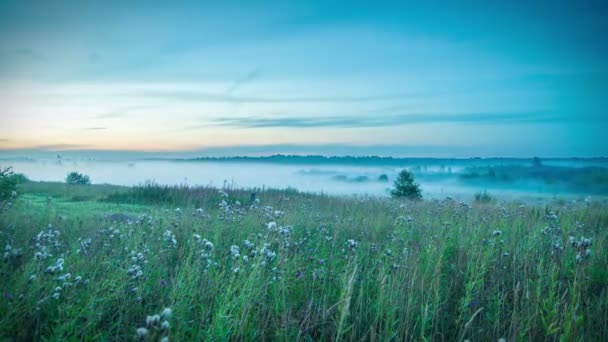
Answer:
[1,181,607,341]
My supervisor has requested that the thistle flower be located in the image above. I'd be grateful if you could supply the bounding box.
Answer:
[161,320,170,330]
[146,314,160,327]
[136,327,149,338]
[160,307,172,319]
[230,245,240,258]
[267,222,278,231]
[347,239,358,249]
[492,230,502,237]
[202,239,214,250]
[243,240,255,250]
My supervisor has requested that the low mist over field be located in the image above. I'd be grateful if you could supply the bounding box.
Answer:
[2,151,608,200]
[1,1,607,341]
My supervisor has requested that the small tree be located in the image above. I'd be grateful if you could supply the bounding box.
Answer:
[391,169,422,200]
[66,172,91,185]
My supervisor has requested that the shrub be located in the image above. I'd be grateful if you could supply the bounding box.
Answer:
[378,174,389,182]
[474,191,495,203]
[0,166,19,201]
[66,172,91,185]
[391,169,422,200]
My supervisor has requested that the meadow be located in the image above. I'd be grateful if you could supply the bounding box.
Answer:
[1,181,607,341]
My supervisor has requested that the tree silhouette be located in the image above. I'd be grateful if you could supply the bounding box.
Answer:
[391,169,422,200]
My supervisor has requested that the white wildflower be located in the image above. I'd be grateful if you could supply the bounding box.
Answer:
[136,327,149,338]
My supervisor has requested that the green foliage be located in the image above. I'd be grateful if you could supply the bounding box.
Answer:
[474,191,495,203]
[65,171,91,185]
[391,169,422,199]
[460,164,608,194]
[1,181,607,340]
[0,166,19,201]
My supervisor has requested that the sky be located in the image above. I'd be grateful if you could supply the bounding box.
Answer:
[0,0,607,157]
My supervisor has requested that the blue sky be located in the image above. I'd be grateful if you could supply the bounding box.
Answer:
[0,0,607,157]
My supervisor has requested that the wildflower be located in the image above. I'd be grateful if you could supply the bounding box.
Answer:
[243,240,255,250]
[159,279,167,287]
[230,245,240,258]
[56,273,71,282]
[163,230,177,247]
[347,239,358,249]
[161,320,170,330]
[160,307,172,319]
[492,230,502,237]
[581,238,592,248]
[146,314,160,327]
[585,248,592,258]
[576,253,583,264]
[136,327,149,338]
[267,222,278,231]
[193,234,201,241]
[160,337,169,342]
[202,239,214,250]
[233,267,240,274]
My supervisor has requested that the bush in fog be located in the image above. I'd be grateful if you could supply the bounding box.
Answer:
[0,167,19,201]
[474,191,495,203]
[66,171,91,185]
[378,174,389,182]
[391,169,422,200]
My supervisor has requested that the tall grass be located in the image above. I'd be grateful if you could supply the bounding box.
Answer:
[1,182,607,340]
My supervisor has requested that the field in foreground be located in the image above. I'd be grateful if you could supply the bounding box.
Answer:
[1,182,607,341]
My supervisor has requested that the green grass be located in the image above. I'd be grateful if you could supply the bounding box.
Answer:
[1,182,607,340]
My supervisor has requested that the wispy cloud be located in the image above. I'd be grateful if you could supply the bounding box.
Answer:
[84,127,107,131]
[206,111,565,129]
[131,90,416,104]
[224,69,260,95]
[34,144,90,151]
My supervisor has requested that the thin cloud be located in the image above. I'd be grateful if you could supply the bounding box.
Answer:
[224,69,261,95]
[34,144,90,151]
[84,127,108,131]
[130,90,417,104]
[207,111,565,129]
